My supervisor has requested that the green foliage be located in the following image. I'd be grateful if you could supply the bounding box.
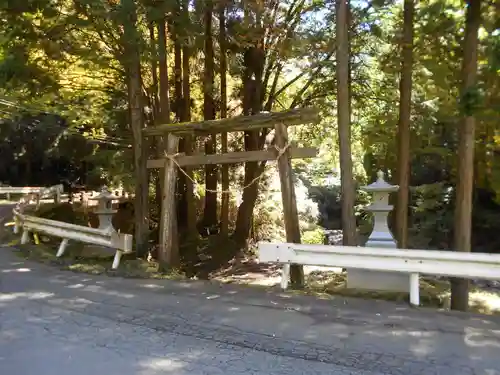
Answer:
[302,228,324,245]
[459,85,483,117]
[409,183,454,249]
[35,203,90,227]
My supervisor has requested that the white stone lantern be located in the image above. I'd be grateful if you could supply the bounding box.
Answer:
[363,170,399,248]
[347,170,409,292]
[89,186,117,233]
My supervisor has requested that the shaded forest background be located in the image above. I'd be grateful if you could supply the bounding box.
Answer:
[0,0,499,260]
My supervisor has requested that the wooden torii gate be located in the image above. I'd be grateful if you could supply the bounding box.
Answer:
[142,107,319,281]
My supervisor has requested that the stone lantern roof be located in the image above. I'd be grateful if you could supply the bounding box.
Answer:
[361,171,399,193]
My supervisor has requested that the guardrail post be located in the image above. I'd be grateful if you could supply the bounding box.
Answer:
[409,273,420,306]
[56,238,69,257]
[281,264,290,290]
[112,251,122,269]
[54,190,61,204]
[111,232,133,269]
[13,217,20,234]
[21,229,30,244]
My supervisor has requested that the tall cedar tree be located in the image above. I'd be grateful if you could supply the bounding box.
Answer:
[395,0,414,248]
[203,0,218,230]
[182,0,197,237]
[336,0,357,246]
[451,0,482,312]
[219,1,230,236]
[120,0,149,256]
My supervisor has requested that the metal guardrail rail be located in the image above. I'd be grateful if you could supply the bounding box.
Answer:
[258,242,500,306]
[4,184,133,269]
[0,185,63,205]
[0,186,56,194]
[18,213,132,269]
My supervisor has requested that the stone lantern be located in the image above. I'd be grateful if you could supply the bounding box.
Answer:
[362,170,399,248]
[89,186,117,233]
[347,171,409,292]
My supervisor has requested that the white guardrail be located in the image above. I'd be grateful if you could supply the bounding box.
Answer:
[0,185,62,204]
[258,242,500,306]
[4,184,133,269]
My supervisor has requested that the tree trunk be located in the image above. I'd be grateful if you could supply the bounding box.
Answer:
[120,0,149,257]
[231,0,268,246]
[158,18,171,125]
[155,15,172,243]
[169,2,188,228]
[172,2,183,122]
[149,22,163,216]
[233,132,262,246]
[149,22,160,119]
[159,133,180,270]
[451,0,481,312]
[219,3,229,236]
[336,0,357,246]
[181,0,196,238]
[276,123,304,288]
[202,0,218,231]
[395,0,414,249]
[233,47,265,247]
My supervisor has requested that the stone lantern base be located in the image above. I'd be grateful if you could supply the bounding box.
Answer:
[347,269,410,293]
[346,238,410,293]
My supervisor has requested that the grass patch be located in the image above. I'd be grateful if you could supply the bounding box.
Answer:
[288,271,500,315]
[12,239,186,280]
[301,271,446,306]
